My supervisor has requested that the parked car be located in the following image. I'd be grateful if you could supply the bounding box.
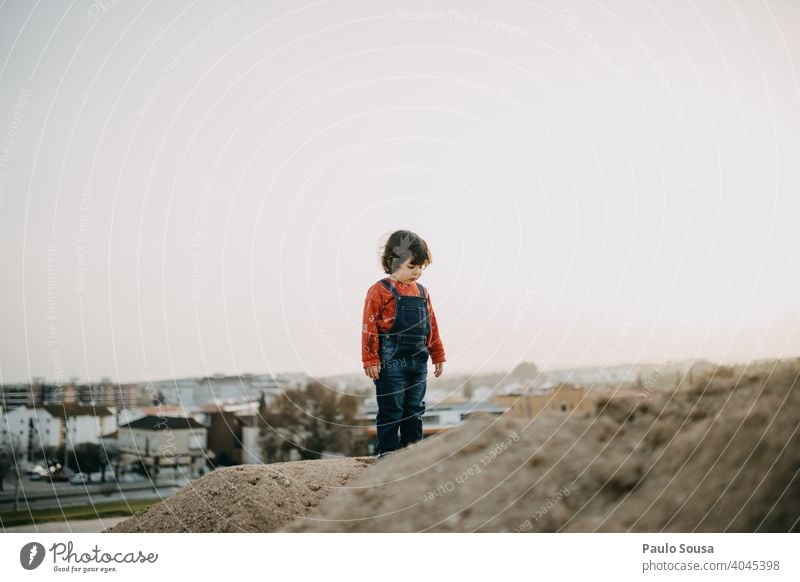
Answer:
[114,472,146,483]
[44,472,70,483]
[70,472,89,485]
[43,467,74,483]
[27,465,48,480]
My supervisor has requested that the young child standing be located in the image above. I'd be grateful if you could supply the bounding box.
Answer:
[362,230,445,459]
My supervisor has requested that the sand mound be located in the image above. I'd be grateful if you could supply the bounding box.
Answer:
[105,361,800,533]
[105,456,376,533]
[283,360,800,532]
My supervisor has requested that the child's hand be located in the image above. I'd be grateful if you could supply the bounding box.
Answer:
[433,362,444,378]
[364,364,381,380]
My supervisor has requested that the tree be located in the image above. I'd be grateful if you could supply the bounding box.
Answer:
[65,443,106,482]
[0,445,13,492]
[258,389,301,463]
[463,379,475,400]
[0,441,23,509]
[30,445,59,470]
[510,361,539,382]
[210,451,236,467]
[97,436,118,482]
[258,381,363,463]
[152,390,167,406]
[300,381,360,459]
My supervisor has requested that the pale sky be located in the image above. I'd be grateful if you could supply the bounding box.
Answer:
[1,0,799,385]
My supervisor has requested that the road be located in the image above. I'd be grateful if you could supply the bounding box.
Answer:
[2,516,129,533]
[0,474,190,511]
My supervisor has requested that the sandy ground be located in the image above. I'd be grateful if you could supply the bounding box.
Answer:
[285,360,800,532]
[105,456,376,533]
[103,360,800,533]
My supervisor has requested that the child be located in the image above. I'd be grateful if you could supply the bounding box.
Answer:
[362,230,446,459]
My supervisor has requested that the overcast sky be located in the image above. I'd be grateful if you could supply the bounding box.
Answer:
[1,0,798,385]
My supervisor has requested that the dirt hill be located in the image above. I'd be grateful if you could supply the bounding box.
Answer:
[108,359,800,533]
[106,456,375,533]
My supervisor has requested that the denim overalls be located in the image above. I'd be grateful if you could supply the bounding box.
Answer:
[373,277,431,455]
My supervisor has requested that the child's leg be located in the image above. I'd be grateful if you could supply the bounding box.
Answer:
[374,355,407,454]
[399,357,427,448]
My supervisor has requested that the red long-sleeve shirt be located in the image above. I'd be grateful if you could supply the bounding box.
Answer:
[362,277,446,367]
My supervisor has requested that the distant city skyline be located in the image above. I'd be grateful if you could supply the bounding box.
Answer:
[5,354,790,388]
[1,1,799,385]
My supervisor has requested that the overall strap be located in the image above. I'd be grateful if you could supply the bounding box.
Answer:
[379,278,426,300]
[378,278,401,299]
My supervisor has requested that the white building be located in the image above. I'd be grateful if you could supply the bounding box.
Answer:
[238,416,263,465]
[117,415,207,476]
[150,374,283,407]
[1,404,116,462]
[358,401,506,453]
[147,377,204,408]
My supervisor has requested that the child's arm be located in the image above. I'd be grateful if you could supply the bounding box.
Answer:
[426,293,446,366]
[362,286,383,372]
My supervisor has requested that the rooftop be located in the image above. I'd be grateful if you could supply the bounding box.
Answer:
[118,415,205,430]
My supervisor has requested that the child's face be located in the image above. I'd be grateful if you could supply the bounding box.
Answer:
[392,256,425,284]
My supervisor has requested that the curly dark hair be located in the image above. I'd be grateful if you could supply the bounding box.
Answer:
[380,230,432,274]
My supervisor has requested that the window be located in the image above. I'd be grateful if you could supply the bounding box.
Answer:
[188,434,204,450]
